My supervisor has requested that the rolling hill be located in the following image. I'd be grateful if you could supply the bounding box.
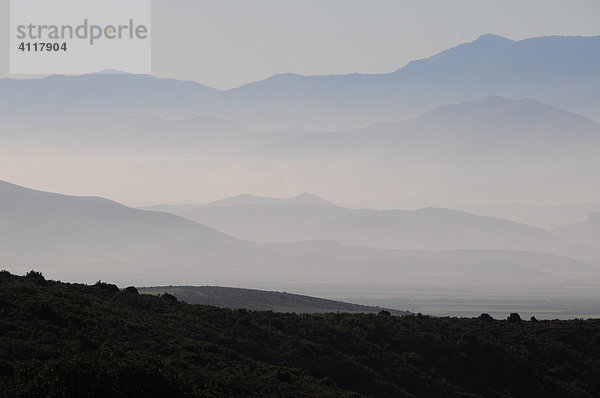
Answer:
[138,285,408,315]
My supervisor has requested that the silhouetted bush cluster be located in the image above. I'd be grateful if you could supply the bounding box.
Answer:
[0,271,599,397]
[94,280,120,293]
[161,292,178,302]
[25,270,47,286]
[125,286,139,295]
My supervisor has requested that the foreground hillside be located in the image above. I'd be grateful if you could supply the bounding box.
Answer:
[1,272,599,397]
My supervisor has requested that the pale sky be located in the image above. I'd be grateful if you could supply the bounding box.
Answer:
[1,0,599,89]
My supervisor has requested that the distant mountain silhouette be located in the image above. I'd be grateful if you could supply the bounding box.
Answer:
[2,34,599,126]
[224,34,600,122]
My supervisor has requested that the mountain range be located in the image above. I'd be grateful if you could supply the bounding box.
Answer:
[4,94,596,210]
[2,33,599,211]
[2,34,599,128]
[1,33,599,298]
[224,34,600,123]
[1,180,597,292]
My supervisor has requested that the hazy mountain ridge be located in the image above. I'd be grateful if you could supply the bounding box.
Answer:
[5,95,598,171]
[0,74,219,125]
[250,96,600,164]
[0,179,264,285]
[552,213,600,251]
[149,195,597,263]
[462,202,600,229]
[0,180,236,248]
[1,180,596,289]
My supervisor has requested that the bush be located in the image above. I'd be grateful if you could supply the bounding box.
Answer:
[478,313,494,322]
[161,292,178,303]
[507,313,522,323]
[25,270,47,286]
[95,280,120,293]
[6,355,187,398]
[125,286,139,295]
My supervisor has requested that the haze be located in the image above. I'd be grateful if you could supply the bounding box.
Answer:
[1,2,600,319]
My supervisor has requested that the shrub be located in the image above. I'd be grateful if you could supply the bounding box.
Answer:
[507,313,522,323]
[25,270,47,286]
[125,286,139,295]
[95,280,120,293]
[478,313,494,322]
[161,292,178,303]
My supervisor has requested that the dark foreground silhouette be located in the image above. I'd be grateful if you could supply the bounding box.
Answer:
[1,271,599,397]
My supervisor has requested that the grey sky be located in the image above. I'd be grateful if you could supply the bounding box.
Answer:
[1,0,599,89]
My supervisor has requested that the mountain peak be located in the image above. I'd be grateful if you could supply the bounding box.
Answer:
[475,33,514,43]
[417,96,600,132]
[204,193,337,207]
[89,69,132,75]
[292,193,337,206]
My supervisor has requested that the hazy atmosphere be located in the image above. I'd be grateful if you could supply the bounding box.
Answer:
[1,0,599,313]
[2,1,600,396]
[0,1,599,206]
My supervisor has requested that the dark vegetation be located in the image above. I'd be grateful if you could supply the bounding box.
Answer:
[1,271,600,397]
[139,286,408,315]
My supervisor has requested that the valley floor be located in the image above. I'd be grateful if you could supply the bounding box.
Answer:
[282,282,600,320]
